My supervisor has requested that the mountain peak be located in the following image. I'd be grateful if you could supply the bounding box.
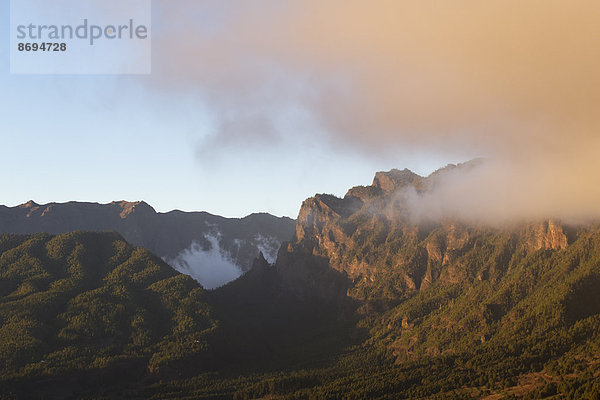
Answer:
[253,251,270,268]
[428,158,485,178]
[111,200,156,219]
[345,168,425,201]
[19,200,39,208]
[372,168,424,193]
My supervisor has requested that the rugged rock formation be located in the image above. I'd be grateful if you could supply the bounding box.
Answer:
[280,162,577,304]
[524,219,568,251]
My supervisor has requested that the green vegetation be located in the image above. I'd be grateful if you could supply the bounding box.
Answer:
[138,223,600,399]
[2,221,600,399]
[0,232,217,398]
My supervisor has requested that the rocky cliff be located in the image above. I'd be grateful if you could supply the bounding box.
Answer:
[252,163,600,386]
[177,162,600,398]
[281,162,573,304]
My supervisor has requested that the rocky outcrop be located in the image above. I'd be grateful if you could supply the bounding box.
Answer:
[295,194,362,243]
[282,165,573,302]
[344,168,426,202]
[372,169,425,194]
[113,200,156,219]
[524,219,568,251]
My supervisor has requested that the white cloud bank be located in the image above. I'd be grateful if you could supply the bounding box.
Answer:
[167,234,242,290]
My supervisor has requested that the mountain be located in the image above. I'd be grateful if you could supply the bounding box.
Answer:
[205,163,600,399]
[0,201,296,287]
[0,231,217,399]
[290,160,572,302]
[3,165,600,399]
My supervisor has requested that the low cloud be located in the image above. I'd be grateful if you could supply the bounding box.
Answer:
[254,234,280,264]
[401,156,600,224]
[147,0,600,220]
[167,234,242,289]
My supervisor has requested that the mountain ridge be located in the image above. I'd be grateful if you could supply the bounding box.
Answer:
[203,163,600,398]
[0,200,296,276]
[2,164,600,398]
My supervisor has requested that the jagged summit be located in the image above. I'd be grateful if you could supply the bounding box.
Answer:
[345,159,486,202]
[18,200,39,208]
[372,168,423,193]
[253,251,270,268]
[110,200,157,218]
[290,159,576,296]
[345,168,423,201]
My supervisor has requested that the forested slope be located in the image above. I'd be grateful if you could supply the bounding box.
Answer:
[0,231,217,399]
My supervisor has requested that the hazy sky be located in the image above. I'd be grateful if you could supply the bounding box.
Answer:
[0,1,458,218]
[2,1,599,219]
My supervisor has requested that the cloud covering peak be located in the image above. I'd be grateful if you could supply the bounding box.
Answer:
[151,0,600,220]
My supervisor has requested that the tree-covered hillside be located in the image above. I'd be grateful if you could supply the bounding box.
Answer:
[0,232,217,399]
[186,222,600,399]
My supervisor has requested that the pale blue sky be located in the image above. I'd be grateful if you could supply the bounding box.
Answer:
[0,1,464,218]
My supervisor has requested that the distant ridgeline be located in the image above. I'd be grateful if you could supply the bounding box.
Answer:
[2,165,600,398]
[0,200,295,275]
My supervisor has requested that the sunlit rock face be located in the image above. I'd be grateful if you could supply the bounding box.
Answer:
[281,162,581,302]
